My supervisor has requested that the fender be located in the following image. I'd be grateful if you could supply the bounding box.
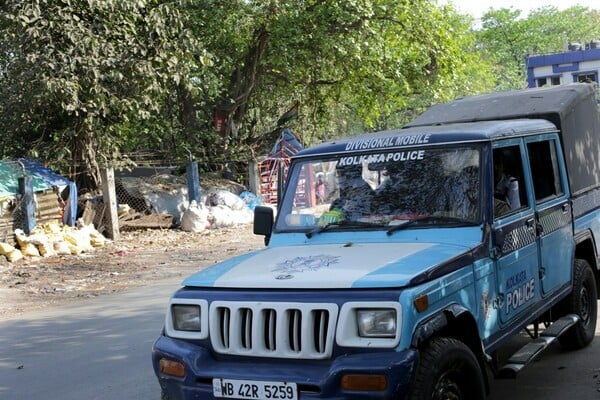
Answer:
[574,229,598,269]
[410,303,474,348]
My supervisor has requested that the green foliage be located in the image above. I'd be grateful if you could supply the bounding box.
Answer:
[187,0,494,156]
[476,6,600,90]
[0,0,209,187]
[12,1,599,189]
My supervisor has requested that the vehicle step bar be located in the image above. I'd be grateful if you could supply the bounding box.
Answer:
[496,314,579,379]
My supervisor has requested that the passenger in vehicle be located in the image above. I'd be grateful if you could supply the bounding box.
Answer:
[372,162,411,215]
[446,165,479,220]
[373,159,439,216]
[494,149,521,213]
[327,165,374,221]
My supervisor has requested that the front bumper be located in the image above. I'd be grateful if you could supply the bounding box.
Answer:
[152,335,418,400]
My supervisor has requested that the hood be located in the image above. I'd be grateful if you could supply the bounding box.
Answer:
[183,242,472,289]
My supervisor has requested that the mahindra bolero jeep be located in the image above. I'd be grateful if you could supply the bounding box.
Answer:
[153,84,600,399]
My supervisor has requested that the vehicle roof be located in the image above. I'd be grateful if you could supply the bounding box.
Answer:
[405,83,595,128]
[401,83,600,196]
[296,119,557,158]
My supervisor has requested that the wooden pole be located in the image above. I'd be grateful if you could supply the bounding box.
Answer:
[101,167,120,241]
[248,159,260,196]
[18,176,35,234]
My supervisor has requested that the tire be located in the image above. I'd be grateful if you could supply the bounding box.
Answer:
[408,337,485,400]
[161,390,171,400]
[558,258,597,350]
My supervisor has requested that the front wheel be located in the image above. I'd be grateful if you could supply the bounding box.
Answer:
[408,337,485,400]
[558,258,597,350]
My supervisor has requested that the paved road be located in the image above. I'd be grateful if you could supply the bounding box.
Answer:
[0,280,599,399]
[0,281,176,400]
[488,320,600,399]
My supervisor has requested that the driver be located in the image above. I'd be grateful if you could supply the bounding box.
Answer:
[321,165,374,224]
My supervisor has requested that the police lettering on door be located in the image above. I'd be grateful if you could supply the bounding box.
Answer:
[505,271,535,314]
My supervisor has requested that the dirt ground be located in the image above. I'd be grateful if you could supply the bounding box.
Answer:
[0,224,265,320]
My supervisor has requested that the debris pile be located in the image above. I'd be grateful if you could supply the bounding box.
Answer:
[0,221,108,263]
[112,174,261,232]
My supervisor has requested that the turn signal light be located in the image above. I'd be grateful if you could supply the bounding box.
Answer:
[159,358,186,378]
[341,374,387,391]
[414,294,429,313]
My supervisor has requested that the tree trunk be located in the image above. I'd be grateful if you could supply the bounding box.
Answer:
[220,26,270,139]
[178,83,200,143]
[74,130,101,191]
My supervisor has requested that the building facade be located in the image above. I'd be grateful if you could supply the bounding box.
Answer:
[526,40,600,94]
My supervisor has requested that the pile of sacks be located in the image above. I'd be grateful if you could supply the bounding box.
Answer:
[0,221,108,263]
[180,190,258,233]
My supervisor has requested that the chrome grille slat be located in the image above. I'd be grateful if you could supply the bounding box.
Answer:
[264,309,276,351]
[209,301,338,359]
[218,307,230,348]
[241,308,252,349]
[315,310,328,354]
[290,309,301,352]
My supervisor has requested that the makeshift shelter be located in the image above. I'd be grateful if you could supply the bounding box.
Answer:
[259,129,303,204]
[0,159,76,244]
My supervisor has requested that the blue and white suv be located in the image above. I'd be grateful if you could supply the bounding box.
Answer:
[153,84,599,399]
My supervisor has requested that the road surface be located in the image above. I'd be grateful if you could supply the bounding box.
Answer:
[1,279,599,399]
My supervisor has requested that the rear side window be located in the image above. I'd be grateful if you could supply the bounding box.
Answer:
[493,145,527,217]
[527,140,564,202]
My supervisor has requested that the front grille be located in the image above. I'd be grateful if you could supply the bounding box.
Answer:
[209,301,338,359]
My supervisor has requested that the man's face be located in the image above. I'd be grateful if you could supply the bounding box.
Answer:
[338,170,362,186]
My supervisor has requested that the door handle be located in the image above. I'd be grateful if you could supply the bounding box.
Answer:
[526,218,535,229]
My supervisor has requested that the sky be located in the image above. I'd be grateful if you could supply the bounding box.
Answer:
[441,0,599,20]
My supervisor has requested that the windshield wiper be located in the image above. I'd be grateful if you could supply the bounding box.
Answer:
[305,220,377,238]
[386,215,478,236]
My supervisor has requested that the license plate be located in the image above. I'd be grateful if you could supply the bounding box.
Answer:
[213,378,297,400]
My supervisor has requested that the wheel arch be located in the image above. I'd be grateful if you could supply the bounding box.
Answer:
[411,304,489,392]
[574,231,600,299]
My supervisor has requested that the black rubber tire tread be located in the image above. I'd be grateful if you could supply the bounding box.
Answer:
[161,390,171,400]
[407,336,485,400]
[558,258,597,350]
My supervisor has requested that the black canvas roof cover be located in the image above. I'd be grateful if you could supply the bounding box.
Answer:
[406,84,600,196]
[406,83,593,129]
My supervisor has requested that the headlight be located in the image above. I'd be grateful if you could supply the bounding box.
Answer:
[165,299,209,339]
[336,301,401,348]
[357,309,396,337]
[171,304,201,331]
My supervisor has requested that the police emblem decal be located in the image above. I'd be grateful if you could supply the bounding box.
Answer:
[272,254,340,278]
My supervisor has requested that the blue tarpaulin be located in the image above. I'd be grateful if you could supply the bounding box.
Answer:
[0,158,77,226]
[0,159,71,198]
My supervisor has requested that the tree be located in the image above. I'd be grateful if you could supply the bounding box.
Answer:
[185,0,495,160]
[0,0,212,189]
[0,0,495,188]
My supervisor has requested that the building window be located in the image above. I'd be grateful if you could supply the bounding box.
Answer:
[551,77,561,85]
[577,73,596,83]
[536,77,547,87]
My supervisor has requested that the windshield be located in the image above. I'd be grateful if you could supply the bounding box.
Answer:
[275,146,482,232]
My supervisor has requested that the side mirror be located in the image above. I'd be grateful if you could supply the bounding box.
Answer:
[253,206,274,245]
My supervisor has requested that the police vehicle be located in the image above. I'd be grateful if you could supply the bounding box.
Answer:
[153,84,600,399]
